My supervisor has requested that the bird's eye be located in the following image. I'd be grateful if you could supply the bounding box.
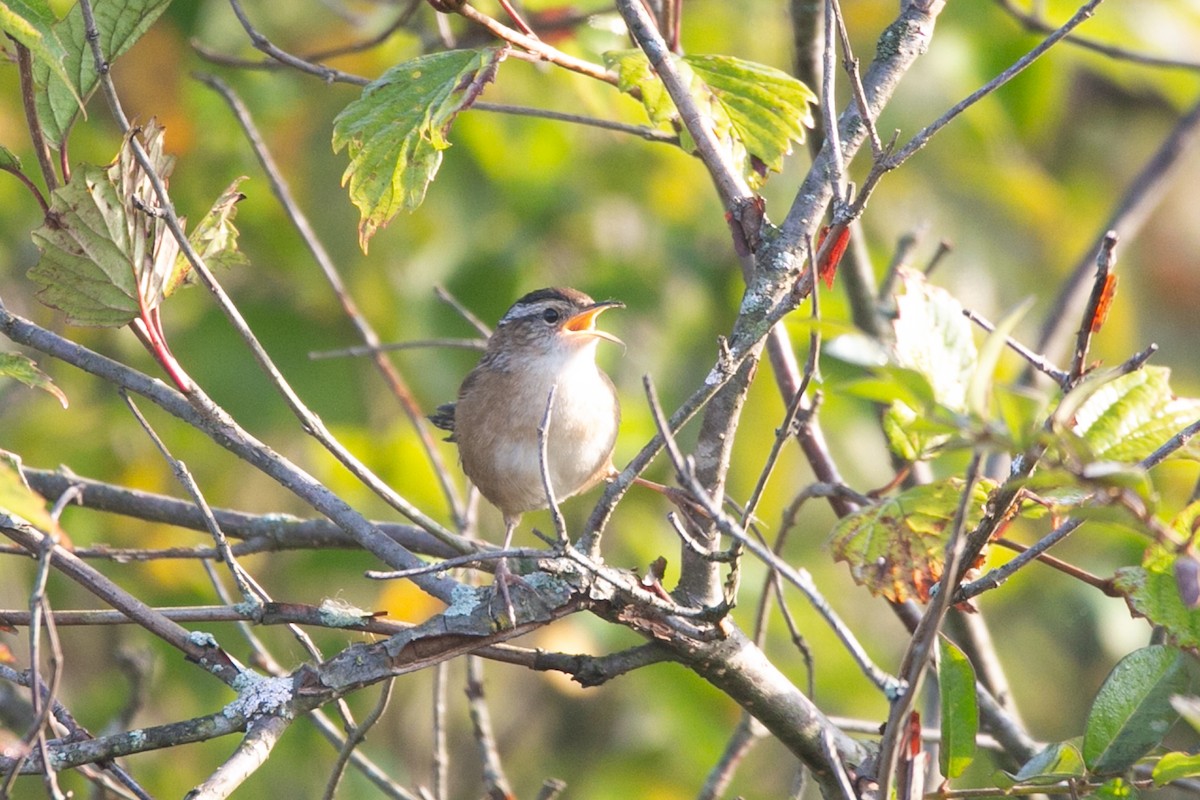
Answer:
[541,308,561,324]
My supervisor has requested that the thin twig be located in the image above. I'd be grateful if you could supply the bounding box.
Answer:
[994,0,1200,72]
[875,452,984,799]
[227,0,370,85]
[465,656,512,799]
[962,307,1070,385]
[197,72,467,527]
[537,384,568,546]
[14,41,58,193]
[475,101,678,143]
[882,0,1104,170]
[323,680,394,800]
[120,390,262,607]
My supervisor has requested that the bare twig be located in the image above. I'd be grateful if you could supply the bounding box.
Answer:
[994,0,1200,71]
[323,680,394,800]
[962,308,1070,386]
[14,41,58,193]
[196,72,467,527]
[465,656,512,799]
[475,101,678,143]
[881,0,1104,171]
[120,390,262,606]
[189,714,292,800]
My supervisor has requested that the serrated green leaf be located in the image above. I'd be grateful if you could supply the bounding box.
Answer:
[0,352,67,408]
[830,477,995,603]
[938,636,978,778]
[0,0,82,114]
[603,50,814,189]
[1083,644,1190,775]
[1069,366,1200,463]
[28,120,180,326]
[175,176,248,287]
[333,47,505,251]
[1113,545,1200,648]
[1003,741,1085,785]
[682,54,815,181]
[1152,750,1200,785]
[32,0,173,147]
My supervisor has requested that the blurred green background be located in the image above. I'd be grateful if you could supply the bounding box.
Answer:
[3,0,1200,797]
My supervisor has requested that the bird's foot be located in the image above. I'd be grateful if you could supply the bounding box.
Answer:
[491,557,531,627]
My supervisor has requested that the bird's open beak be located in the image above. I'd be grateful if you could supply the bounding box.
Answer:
[563,300,624,346]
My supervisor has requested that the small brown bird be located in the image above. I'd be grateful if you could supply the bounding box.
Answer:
[431,287,623,614]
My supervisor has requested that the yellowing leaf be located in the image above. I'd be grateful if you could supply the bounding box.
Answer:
[829,478,995,603]
[332,47,506,251]
[0,456,56,534]
[1112,541,1200,648]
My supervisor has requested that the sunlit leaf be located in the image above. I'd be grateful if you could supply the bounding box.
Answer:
[0,456,55,534]
[32,0,172,146]
[1068,366,1200,463]
[1153,750,1200,785]
[0,352,67,408]
[332,47,505,251]
[1002,740,1085,785]
[1082,644,1190,775]
[938,636,978,778]
[28,120,181,326]
[966,296,1031,417]
[881,268,978,460]
[603,50,815,189]
[829,477,995,603]
[0,0,82,114]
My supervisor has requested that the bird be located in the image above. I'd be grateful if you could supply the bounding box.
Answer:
[430,287,623,618]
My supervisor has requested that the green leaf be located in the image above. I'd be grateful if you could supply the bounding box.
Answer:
[938,636,978,778]
[994,383,1048,451]
[1068,366,1200,463]
[1152,751,1200,785]
[1003,740,1086,785]
[0,144,21,172]
[603,50,815,189]
[0,455,56,534]
[0,0,82,113]
[28,120,180,326]
[332,47,505,251]
[1170,695,1200,733]
[32,0,173,147]
[1112,544,1200,648]
[175,176,249,286]
[882,268,979,460]
[0,353,67,408]
[1082,644,1190,775]
[966,297,1032,417]
[681,54,815,182]
[829,477,995,603]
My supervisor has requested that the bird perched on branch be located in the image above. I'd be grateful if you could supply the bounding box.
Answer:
[431,287,623,617]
